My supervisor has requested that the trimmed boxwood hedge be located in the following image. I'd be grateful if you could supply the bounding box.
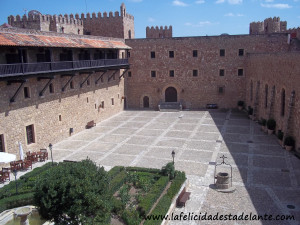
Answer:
[143,171,186,225]
[0,192,34,213]
[138,176,169,216]
[109,170,127,194]
[125,167,161,174]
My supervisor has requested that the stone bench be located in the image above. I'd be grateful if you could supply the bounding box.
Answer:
[86,120,96,129]
[176,187,191,207]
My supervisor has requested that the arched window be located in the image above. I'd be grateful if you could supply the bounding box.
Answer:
[281,88,285,116]
[49,83,54,93]
[265,84,268,108]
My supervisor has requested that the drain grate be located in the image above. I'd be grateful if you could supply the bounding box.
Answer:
[209,162,216,165]
[287,205,295,209]
[216,140,223,143]
[281,169,290,173]
[247,140,253,143]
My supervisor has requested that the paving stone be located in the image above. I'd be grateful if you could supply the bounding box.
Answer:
[180,150,213,163]
[126,136,157,145]
[252,170,291,187]
[191,132,220,141]
[64,151,104,161]
[185,140,217,151]
[113,144,145,155]
[81,142,117,152]
[197,125,221,133]
[219,143,249,154]
[226,126,250,134]
[69,132,101,141]
[145,147,178,159]
[156,138,186,148]
[135,129,163,137]
[145,122,171,129]
[253,155,287,169]
[216,152,248,166]
[113,127,139,135]
[99,134,129,143]
[175,161,208,176]
[134,156,171,169]
[54,140,89,150]
[252,144,285,156]
[172,124,198,131]
[98,154,135,167]
[164,130,192,139]
[121,121,147,128]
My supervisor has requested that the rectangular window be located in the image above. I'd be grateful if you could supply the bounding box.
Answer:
[169,51,174,58]
[49,83,54,93]
[238,69,244,76]
[0,134,5,152]
[218,86,225,94]
[128,71,132,77]
[87,79,90,86]
[219,69,225,76]
[101,101,105,108]
[193,70,198,77]
[111,98,114,105]
[70,81,74,89]
[169,70,174,77]
[59,115,62,121]
[220,49,225,57]
[127,51,131,58]
[151,51,155,58]
[239,49,244,56]
[26,125,35,145]
[151,71,156,78]
[24,87,30,98]
[193,50,198,57]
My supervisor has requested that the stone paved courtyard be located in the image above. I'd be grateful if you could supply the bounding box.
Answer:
[17,109,300,224]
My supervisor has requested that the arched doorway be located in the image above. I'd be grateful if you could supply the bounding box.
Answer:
[165,87,177,102]
[143,96,149,108]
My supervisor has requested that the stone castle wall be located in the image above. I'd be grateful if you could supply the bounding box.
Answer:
[245,52,300,150]
[0,70,125,157]
[125,34,290,110]
[146,26,172,38]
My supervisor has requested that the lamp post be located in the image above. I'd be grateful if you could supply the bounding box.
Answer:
[171,150,175,165]
[12,170,18,194]
[49,143,53,166]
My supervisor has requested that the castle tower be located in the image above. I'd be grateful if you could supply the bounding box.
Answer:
[249,17,287,35]
[146,26,173,38]
[82,3,134,39]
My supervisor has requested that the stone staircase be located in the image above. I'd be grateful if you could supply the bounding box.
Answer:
[158,102,182,112]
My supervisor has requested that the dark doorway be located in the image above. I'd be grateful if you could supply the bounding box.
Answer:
[143,96,149,108]
[165,87,177,102]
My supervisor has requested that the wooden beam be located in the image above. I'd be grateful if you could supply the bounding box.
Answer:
[62,75,75,92]
[108,70,118,82]
[95,71,107,84]
[119,69,129,79]
[39,78,54,96]
[80,72,94,88]
[9,80,27,102]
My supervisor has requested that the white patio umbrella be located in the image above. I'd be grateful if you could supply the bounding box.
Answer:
[19,142,24,160]
[0,152,16,163]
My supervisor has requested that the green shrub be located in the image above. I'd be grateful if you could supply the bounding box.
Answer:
[111,198,125,216]
[161,162,175,180]
[34,159,112,225]
[143,195,171,225]
[248,106,253,115]
[267,118,276,130]
[0,192,34,213]
[166,171,186,199]
[138,176,169,216]
[122,207,142,225]
[110,170,127,194]
[125,167,161,174]
[108,166,124,178]
[284,136,295,147]
[277,130,284,140]
[261,118,267,126]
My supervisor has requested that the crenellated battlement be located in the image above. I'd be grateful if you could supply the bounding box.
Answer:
[250,17,287,35]
[146,25,172,38]
[7,3,134,38]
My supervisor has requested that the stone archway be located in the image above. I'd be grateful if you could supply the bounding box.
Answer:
[143,96,149,108]
[165,87,177,102]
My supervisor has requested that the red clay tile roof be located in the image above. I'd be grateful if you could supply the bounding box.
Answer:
[0,30,130,49]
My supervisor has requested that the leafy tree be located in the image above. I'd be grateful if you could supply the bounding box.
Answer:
[161,162,175,180]
[34,159,112,225]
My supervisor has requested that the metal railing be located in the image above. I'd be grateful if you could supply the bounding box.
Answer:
[0,59,129,77]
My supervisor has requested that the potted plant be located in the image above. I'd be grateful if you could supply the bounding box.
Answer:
[261,118,267,132]
[237,101,244,111]
[266,118,276,135]
[277,130,284,146]
[284,136,295,151]
[248,106,253,120]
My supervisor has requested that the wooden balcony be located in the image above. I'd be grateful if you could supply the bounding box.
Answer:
[0,59,129,78]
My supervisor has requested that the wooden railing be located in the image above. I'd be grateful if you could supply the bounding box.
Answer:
[0,59,129,77]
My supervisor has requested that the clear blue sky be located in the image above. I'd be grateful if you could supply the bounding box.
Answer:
[0,0,299,38]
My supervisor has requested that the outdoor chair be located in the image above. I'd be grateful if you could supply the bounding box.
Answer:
[39,149,48,161]
[1,168,10,181]
[23,160,32,170]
